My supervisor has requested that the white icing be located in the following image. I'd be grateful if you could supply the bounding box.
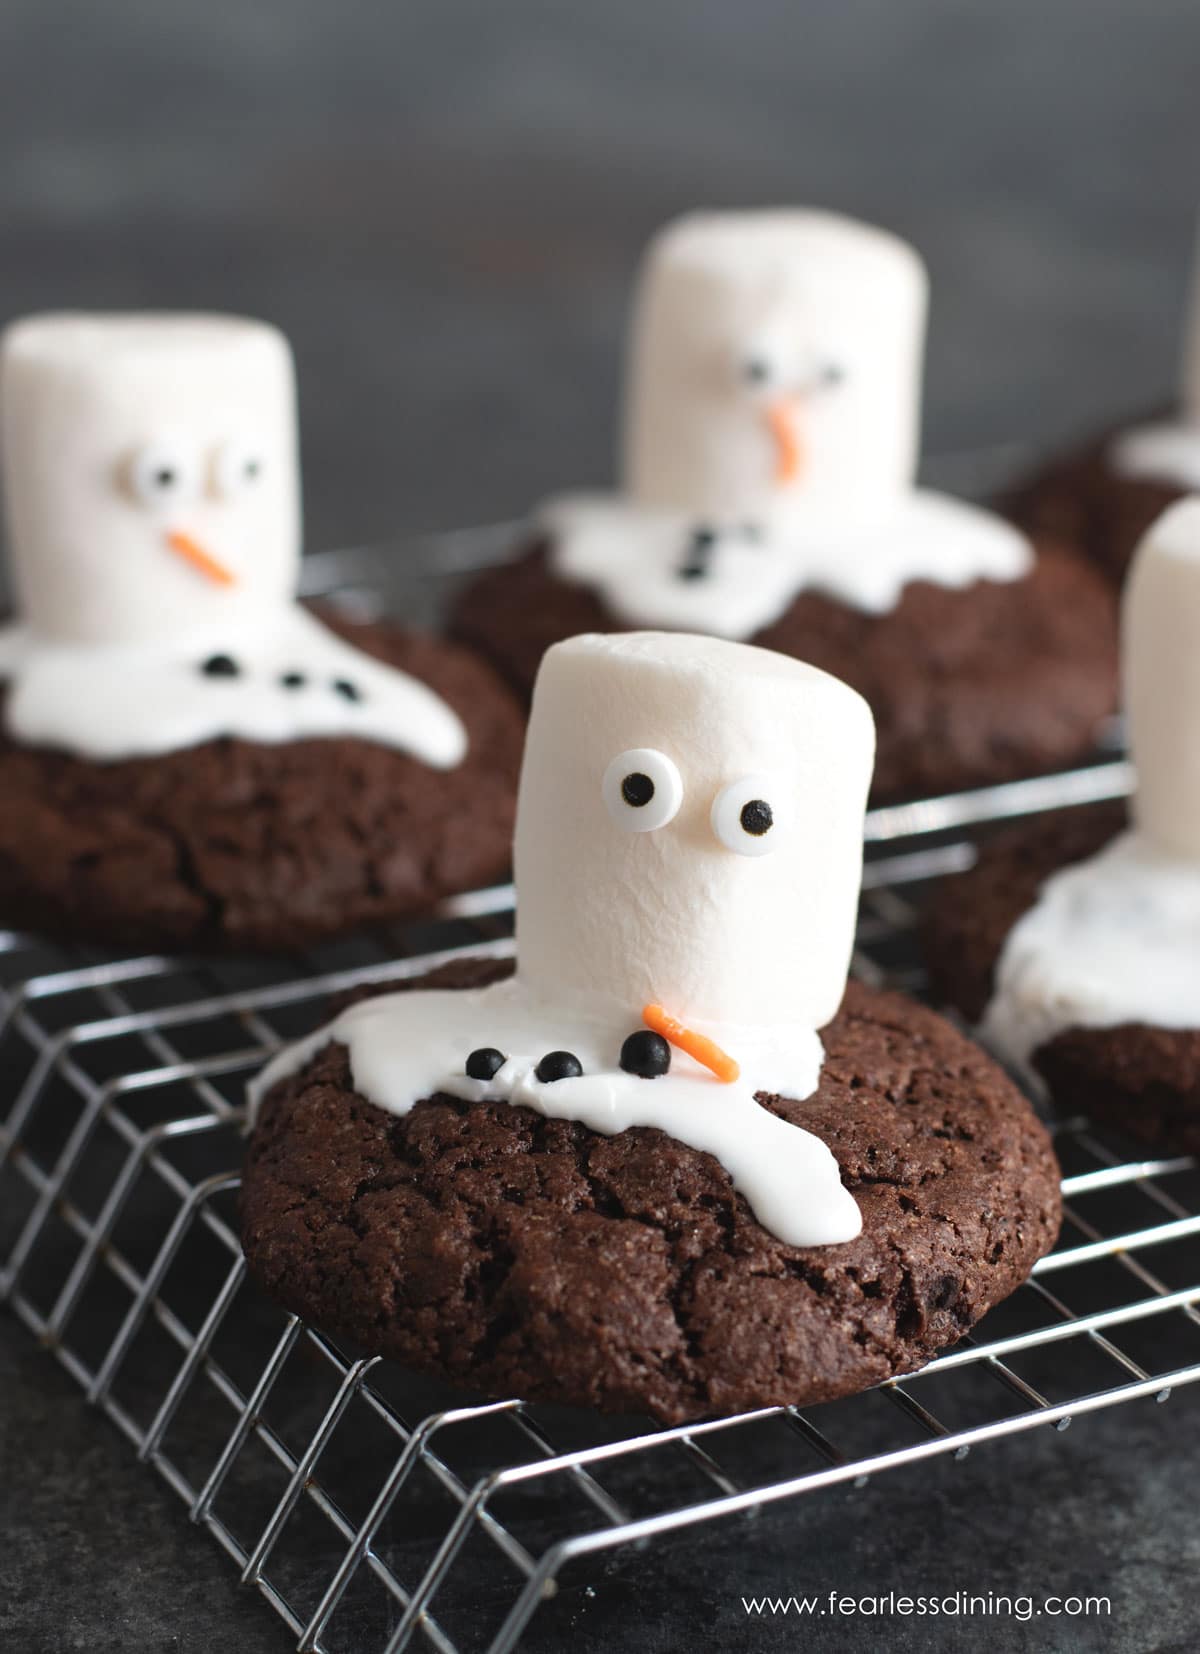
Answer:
[250,632,876,1247]
[1110,421,1200,491]
[982,829,1200,1070]
[982,497,1200,1068]
[0,312,466,765]
[0,605,467,766]
[544,491,1032,636]
[250,976,861,1248]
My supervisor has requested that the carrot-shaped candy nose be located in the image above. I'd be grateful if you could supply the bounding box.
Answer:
[765,398,805,485]
[165,529,237,587]
[642,1004,740,1084]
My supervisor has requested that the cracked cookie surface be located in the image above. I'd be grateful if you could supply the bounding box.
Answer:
[449,540,1118,804]
[240,962,1061,1421]
[0,616,524,952]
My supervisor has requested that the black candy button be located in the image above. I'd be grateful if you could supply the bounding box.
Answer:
[619,1030,671,1079]
[201,653,240,678]
[536,1050,583,1083]
[333,678,362,703]
[280,670,307,689]
[465,1047,505,1081]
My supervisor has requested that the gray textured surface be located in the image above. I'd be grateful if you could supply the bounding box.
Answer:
[3,2,1200,1649]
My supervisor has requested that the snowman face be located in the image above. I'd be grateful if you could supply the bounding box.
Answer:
[1,314,301,646]
[621,210,928,524]
[515,631,875,1029]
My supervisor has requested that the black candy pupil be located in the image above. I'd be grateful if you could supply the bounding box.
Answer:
[622,772,655,808]
[740,799,773,837]
[244,458,261,479]
[744,357,770,383]
[154,467,176,489]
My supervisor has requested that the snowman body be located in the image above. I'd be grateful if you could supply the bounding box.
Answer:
[0,313,465,767]
[545,209,1031,634]
[254,631,875,1248]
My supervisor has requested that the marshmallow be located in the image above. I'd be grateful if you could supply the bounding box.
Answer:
[253,629,873,1247]
[621,209,928,525]
[1,313,301,645]
[515,631,875,1029]
[1125,495,1200,858]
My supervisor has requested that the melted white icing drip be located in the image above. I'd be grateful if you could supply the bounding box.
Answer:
[543,491,1032,636]
[982,828,1200,1072]
[0,604,467,766]
[250,974,863,1247]
[1110,421,1200,491]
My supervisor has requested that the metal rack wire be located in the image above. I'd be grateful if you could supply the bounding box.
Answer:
[2,535,1198,1654]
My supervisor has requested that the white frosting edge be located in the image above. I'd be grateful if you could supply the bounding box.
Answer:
[0,604,468,766]
[1110,421,1200,491]
[249,974,863,1248]
[543,491,1033,638]
[982,827,1200,1073]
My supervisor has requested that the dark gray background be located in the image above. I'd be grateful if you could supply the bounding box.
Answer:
[1,0,1198,550]
[2,2,1200,1650]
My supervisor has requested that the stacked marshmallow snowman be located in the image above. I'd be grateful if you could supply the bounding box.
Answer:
[544,210,1032,635]
[254,629,874,1247]
[983,496,1200,1067]
[0,313,466,765]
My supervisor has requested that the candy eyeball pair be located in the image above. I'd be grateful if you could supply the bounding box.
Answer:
[602,748,777,857]
[739,346,845,397]
[126,437,264,511]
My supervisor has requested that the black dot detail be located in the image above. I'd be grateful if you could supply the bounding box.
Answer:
[200,654,240,678]
[280,671,306,690]
[740,799,773,837]
[333,679,362,703]
[466,1047,505,1081]
[154,467,178,489]
[536,1050,583,1083]
[619,1030,671,1079]
[744,356,771,384]
[821,362,846,388]
[621,772,655,809]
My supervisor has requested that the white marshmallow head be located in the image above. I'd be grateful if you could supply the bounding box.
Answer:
[1,313,301,646]
[621,210,928,525]
[1125,496,1200,859]
[514,631,875,1029]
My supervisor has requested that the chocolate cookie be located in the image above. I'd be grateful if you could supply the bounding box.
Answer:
[0,614,524,952]
[1005,417,1183,587]
[923,801,1200,1155]
[450,540,1118,803]
[241,962,1061,1422]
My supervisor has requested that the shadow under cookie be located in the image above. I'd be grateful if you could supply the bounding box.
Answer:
[0,615,525,953]
[450,539,1118,805]
[924,801,1200,1157]
[241,963,1061,1424]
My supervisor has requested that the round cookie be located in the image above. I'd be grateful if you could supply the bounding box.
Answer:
[0,611,524,952]
[452,537,1118,804]
[922,800,1200,1155]
[1006,414,1185,587]
[241,961,1061,1423]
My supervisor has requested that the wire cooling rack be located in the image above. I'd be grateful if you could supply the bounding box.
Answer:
[2,531,1199,1654]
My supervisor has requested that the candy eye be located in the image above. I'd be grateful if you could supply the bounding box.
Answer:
[212,438,265,500]
[602,748,684,833]
[818,361,846,389]
[742,354,773,386]
[127,440,198,509]
[711,774,779,857]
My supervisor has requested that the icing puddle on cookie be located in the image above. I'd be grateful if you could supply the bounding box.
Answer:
[252,976,860,1248]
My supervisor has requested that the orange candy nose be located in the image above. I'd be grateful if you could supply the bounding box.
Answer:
[642,1004,741,1085]
[165,530,237,587]
[765,399,805,485]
